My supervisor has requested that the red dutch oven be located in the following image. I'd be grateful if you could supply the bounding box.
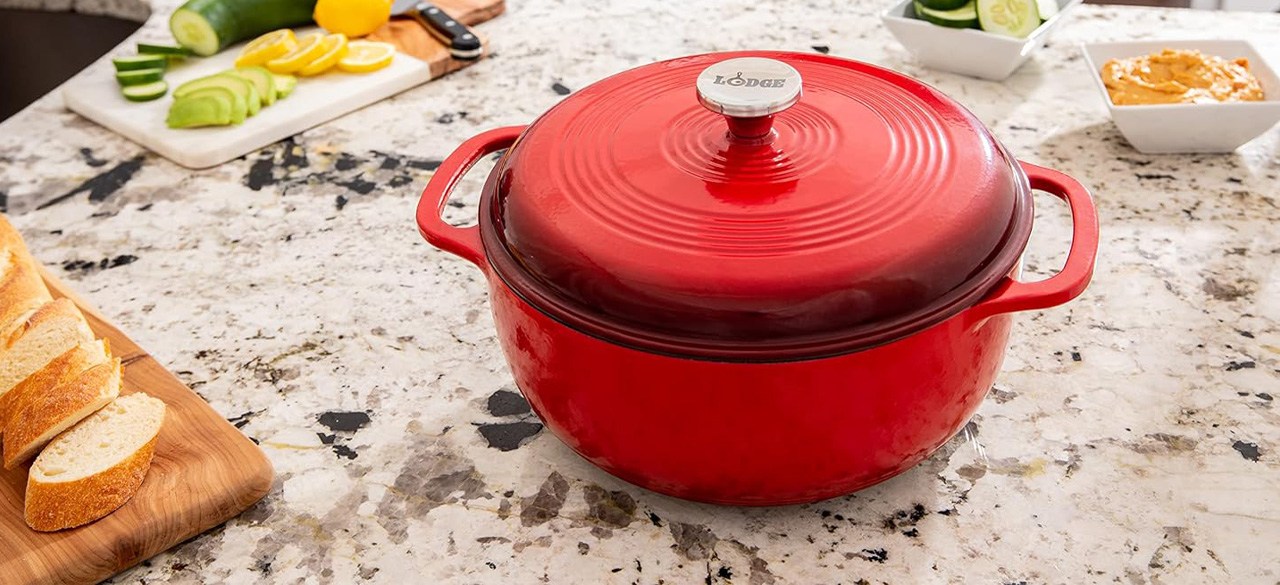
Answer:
[416,52,1098,505]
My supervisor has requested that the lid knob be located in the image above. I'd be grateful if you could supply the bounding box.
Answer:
[696,57,802,139]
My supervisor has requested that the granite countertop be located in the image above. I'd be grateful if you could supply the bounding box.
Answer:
[2,0,1279,583]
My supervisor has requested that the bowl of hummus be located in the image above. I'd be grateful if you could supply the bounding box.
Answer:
[1081,40,1280,153]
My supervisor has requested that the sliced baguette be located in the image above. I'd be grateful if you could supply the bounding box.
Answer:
[3,359,122,469]
[0,298,94,405]
[0,338,111,438]
[0,250,54,341]
[26,392,166,532]
[0,212,31,260]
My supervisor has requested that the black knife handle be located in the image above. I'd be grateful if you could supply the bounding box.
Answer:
[411,2,482,60]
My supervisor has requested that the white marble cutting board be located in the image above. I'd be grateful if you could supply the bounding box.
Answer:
[63,28,431,169]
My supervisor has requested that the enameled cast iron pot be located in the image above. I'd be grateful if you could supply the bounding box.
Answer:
[416,52,1099,505]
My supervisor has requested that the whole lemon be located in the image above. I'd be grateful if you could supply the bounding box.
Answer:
[313,0,393,38]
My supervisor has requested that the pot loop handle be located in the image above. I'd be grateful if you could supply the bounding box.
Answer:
[972,162,1100,320]
[415,126,527,268]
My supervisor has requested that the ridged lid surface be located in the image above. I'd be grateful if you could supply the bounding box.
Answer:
[483,51,1032,359]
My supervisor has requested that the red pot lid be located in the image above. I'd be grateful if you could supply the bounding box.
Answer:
[482,51,1033,360]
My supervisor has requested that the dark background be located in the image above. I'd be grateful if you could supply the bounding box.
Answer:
[0,10,141,122]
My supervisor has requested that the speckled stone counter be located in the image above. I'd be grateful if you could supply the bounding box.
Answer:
[1,1,1278,583]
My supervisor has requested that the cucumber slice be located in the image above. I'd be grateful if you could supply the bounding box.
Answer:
[170,0,318,57]
[137,42,194,57]
[231,66,275,106]
[914,0,979,28]
[919,0,972,10]
[167,94,233,128]
[115,68,165,86]
[184,87,246,124]
[121,80,168,102]
[113,55,168,72]
[1035,0,1059,20]
[976,0,1041,38]
[272,74,297,99]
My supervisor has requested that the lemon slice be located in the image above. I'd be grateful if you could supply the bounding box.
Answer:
[235,29,297,68]
[336,41,395,74]
[266,32,327,74]
[297,33,350,77]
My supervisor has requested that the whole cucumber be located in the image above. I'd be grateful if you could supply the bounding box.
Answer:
[169,0,317,56]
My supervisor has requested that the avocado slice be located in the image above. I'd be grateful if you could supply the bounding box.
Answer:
[166,93,233,128]
[174,72,250,99]
[232,66,275,106]
[182,86,245,124]
[272,74,297,99]
[237,75,262,116]
[174,72,259,116]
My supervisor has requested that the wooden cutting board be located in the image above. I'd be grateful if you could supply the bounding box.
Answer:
[0,267,273,585]
[370,0,506,77]
[62,0,504,169]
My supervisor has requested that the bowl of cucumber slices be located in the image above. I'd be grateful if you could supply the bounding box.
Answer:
[881,0,1082,81]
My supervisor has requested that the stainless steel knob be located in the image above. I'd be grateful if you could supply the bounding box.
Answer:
[696,57,802,138]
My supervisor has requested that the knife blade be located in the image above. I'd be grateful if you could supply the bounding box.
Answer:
[390,0,483,61]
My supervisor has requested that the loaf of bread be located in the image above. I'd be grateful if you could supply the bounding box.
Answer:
[4,359,123,470]
[0,339,110,435]
[1,220,98,451]
[0,213,30,258]
[0,216,46,341]
[0,299,95,407]
[0,212,165,531]
[0,250,54,341]
[25,392,166,532]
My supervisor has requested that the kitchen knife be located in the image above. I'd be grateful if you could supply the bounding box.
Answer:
[391,0,483,61]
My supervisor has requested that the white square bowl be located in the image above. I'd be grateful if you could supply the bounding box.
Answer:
[881,0,1082,81]
[1080,40,1280,154]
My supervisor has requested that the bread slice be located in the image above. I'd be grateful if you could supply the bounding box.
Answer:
[0,250,54,340]
[0,298,94,406]
[0,338,110,438]
[3,359,122,469]
[25,392,166,532]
